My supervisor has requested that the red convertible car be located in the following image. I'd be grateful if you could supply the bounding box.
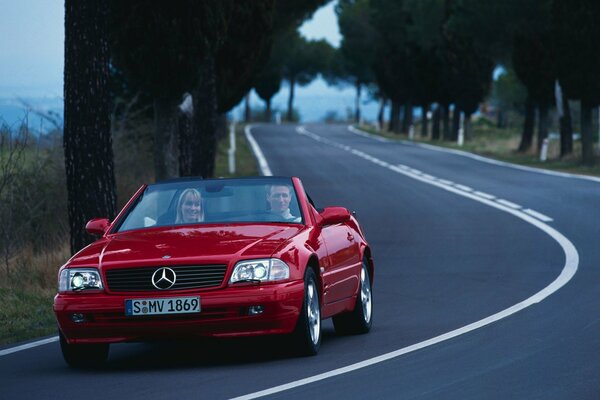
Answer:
[54,176,374,367]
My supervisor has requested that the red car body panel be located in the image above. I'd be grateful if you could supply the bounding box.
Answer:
[54,176,373,344]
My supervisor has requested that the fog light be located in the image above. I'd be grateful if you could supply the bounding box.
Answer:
[71,313,86,323]
[248,305,264,315]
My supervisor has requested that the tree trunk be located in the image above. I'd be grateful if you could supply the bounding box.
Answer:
[442,103,451,140]
[244,92,251,123]
[451,106,461,141]
[581,99,595,166]
[377,97,386,130]
[421,104,429,138]
[153,98,177,181]
[191,56,218,178]
[464,112,473,141]
[64,0,116,254]
[355,82,362,124]
[559,94,573,157]
[401,102,413,134]
[390,100,401,133]
[537,102,549,153]
[178,110,193,177]
[518,95,535,152]
[496,109,505,128]
[432,105,441,140]
[265,98,272,122]
[287,76,296,122]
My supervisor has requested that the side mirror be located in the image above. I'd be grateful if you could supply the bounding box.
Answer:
[85,218,110,236]
[320,207,351,226]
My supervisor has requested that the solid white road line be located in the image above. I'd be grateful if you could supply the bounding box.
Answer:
[231,126,579,400]
[523,208,554,222]
[347,124,600,184]
[244,124,273,176]
[0,337,58,357]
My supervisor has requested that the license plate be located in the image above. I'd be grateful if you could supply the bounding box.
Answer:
[125,296,200,316]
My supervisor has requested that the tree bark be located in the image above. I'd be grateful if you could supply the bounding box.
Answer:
[178,110,193,177]
[191,56,218,178]
[287,76,296,122]
[451,106,461,141]
[355,82,362,124]
[401,102,413,134]
[377,97,386,130]
[559,94,573,157]
[442,103,451,140]
[581,99,595,166]
[537,102,549,153]
[390,100,401,133]
[153,98,178,181]
[421,104,429,138]
[518,95,535,152]
[432,105,441,140]
[464,112,473,141]
[64,0,116,254]
[265,98,272,122]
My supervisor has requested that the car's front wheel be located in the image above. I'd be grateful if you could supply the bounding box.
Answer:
[59,331,109,368]
[293,267,321,356]
[333,258,373,335]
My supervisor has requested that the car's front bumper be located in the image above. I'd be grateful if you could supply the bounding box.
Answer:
[54,280,304,344]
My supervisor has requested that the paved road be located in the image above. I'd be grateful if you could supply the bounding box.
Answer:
[1,123,599,399]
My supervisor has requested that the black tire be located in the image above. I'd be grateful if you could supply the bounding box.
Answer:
[292,268,322,356]
[59,331,109,368]
[333,259,373,335]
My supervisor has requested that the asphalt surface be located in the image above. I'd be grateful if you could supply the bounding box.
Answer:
[1,123,599,399]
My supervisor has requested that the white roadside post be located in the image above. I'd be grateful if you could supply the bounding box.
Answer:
[228,120,236,174]
[540,138,549,162]
[457,112,465,147]
[275,112,281,125]
[408,124,415,140]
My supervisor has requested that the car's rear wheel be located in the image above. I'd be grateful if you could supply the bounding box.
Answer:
[59,331,109,368]
[333,259,373,335]
[293,267,321,356]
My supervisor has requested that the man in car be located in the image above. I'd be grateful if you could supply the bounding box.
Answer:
[267,184,301,222]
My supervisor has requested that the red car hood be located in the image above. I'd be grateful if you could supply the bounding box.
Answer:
[68,224,303,269]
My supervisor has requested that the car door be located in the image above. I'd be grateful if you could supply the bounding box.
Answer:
[319,221,360,305]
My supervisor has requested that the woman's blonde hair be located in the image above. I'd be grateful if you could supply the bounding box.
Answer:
[175,188,204,223]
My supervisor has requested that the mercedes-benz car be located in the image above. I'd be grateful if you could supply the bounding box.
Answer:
[54,176,374,367]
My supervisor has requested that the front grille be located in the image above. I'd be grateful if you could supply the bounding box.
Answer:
[105,265,227,292]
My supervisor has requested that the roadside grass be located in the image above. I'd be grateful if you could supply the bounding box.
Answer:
[358,119,600,177]
[214,123,259,177]
[0,244,70,346]
[0,124,259,346]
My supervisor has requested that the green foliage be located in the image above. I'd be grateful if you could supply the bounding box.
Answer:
[282,30,335,86]
[216,1,275,113]
[492,68,527,110]
[109,0,232,102]
[553,0,600,104]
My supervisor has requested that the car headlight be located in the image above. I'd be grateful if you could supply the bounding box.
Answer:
[229,259,290,284]
[59,268,103,292]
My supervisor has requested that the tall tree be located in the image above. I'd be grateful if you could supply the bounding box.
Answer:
[282,32,334,121]
[334,0,377,123]
[553,0,600,166]
[110,1,231,180]
[64,0,117,253]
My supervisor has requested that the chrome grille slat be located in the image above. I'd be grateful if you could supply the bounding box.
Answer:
[105,264,227,291]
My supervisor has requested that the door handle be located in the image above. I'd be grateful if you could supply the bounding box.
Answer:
[347,232,354,241]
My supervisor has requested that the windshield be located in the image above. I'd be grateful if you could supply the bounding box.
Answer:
[115,178,303,232]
